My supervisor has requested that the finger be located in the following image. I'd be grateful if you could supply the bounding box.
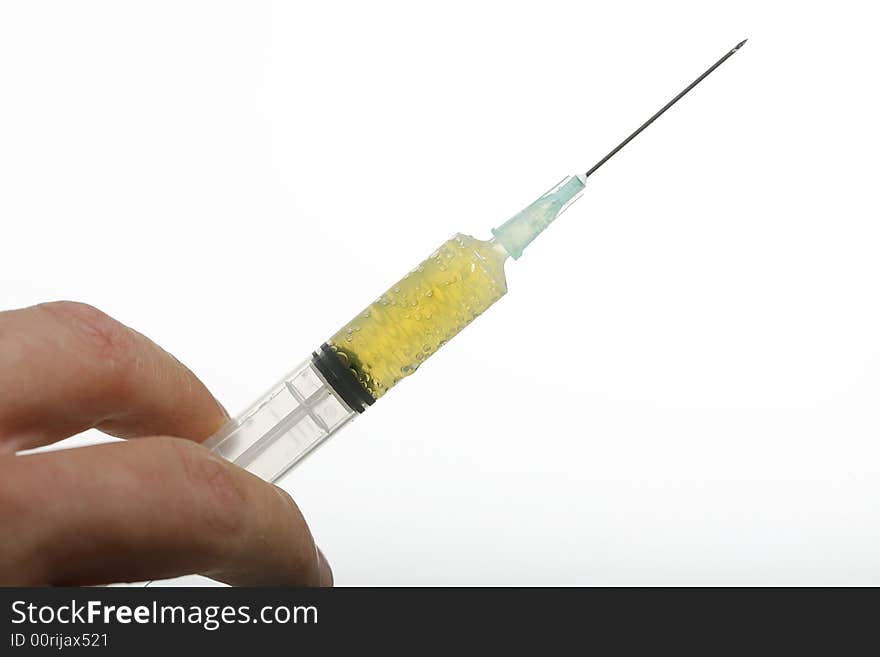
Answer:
[0,437,333,586]
[0,301,227,453]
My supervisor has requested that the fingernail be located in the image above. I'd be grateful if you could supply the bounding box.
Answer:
[316,546,333,587]
[212,393,231,421]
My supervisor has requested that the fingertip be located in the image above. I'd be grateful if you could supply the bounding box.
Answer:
[212,393,231,423]
[316,546,333,587]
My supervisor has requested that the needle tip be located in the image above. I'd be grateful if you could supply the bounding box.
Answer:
[734,39,748,50]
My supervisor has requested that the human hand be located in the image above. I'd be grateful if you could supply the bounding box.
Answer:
[0,302,332,586]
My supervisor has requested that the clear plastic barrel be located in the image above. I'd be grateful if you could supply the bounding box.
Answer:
[203,358,357,483]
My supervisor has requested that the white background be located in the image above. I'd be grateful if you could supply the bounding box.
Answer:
[2,1,879,585]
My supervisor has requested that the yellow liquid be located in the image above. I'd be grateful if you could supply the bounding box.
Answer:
[328,234,509,399]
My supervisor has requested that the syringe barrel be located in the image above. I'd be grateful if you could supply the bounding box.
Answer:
[202,357,357,483]
[204,175,584,482]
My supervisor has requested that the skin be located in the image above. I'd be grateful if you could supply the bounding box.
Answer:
[0,301,332,586]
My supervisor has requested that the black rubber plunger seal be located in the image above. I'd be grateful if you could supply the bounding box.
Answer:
[311,343,375,414]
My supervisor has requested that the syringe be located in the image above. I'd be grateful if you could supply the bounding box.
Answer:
[203,40,748,484]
